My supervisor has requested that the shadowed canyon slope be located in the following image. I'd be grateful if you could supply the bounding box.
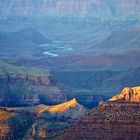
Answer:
[0,109,33,140]
[0,60,69,106]
[57,86,140,140]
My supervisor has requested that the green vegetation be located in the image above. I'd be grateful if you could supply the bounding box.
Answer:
[0,59,50,76]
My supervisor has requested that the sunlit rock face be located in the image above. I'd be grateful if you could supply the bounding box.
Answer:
[110,86,140,102]
[36,98,79,114]
[0,99,86,140]
[14,98,87,119]
[56,87,140,140]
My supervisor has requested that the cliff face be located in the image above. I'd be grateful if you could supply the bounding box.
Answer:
[0,60,108,108]
[0,60,68,106]
[57,101,140,140]
[0,73,68,106]
[57,86,140,140]
[110,86,140,102]
[0,72,52,88]
[24,122,48,139]
[0,76,68,106]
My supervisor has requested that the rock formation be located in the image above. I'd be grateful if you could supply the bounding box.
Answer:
[0,98,87,140]
[57,101,140,140]
[57,86,140,140]
[14,98,87,120]
[0,108,33,140]
[0,60,68,106]
[110,86,140,102]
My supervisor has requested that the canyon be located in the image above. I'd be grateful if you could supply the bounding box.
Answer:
[1,86,140,139]
[0,59,68,106]
[0,1,140,139]
[0,59,108,108]
[57,86,140,140]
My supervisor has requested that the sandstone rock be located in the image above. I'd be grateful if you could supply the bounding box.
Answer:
[110,86,140,102]
[57,101,140,140]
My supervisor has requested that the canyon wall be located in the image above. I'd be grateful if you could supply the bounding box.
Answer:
[57,101,140,140]
[0,0,140,20]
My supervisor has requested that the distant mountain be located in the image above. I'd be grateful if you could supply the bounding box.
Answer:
[54,66,140,98]
[0,59,50,76]
[15,98,86,119]
[0,28,48,45]
[15,27,140,70]
[0,0,140,21]
[99,66,140,95]
[91,29,140,54]
[110,86,140,102]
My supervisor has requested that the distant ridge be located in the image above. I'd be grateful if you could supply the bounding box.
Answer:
[13,98,86,118]
[18,98,80,114]
[0,98,86,140]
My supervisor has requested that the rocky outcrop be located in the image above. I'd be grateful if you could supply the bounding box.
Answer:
[0,99,87,140]
[0,73,52,86]
[14,98,87,120]
[57,86,140,140]
[0,73,53,106]
[57,101,140,140]
[110,86,140,102]
[0,60,68,106]
[0,108,33,140]
[24,122,47,139]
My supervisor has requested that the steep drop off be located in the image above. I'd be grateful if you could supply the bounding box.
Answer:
[0,60,68,106]
[57,86,140,140]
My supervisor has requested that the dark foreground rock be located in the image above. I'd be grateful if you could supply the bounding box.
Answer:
[57,101,140,140]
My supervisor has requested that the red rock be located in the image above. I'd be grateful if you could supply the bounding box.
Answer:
[57,102,140,140]
[110,86,140,102]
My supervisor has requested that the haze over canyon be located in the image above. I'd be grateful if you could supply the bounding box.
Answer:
[0,0,140,140]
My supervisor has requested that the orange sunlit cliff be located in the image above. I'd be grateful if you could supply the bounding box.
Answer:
[0,98,86,139]
[37,98,79,114]
[14,98,80,114]
[110,86,140,101]
[57,85,140,140]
